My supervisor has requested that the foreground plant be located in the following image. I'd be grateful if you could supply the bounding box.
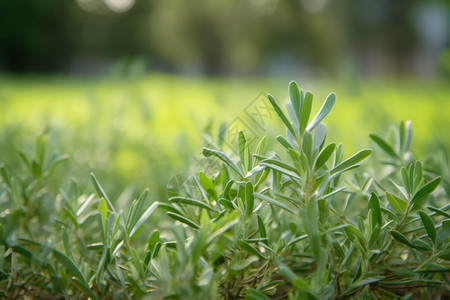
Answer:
[0,81,448,299]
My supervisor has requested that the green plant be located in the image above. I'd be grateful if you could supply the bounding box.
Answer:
[0,81,448,299]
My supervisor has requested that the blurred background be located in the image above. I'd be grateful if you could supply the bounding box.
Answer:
[0,0,449,200]
[1,0,449,76]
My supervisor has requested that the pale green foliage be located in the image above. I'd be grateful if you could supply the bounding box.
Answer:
[0,82,448,299]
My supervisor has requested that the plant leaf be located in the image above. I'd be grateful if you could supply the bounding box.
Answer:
[245,288,271,300]
[369,134,400,160]
[411,177,441,211]
[90,173,116,214]
[260,162,301,180]
[239,131,252,172]
[390,231,414,248]
[257,215,267,244]
[267,94,296,138]
[253,193,295,214]
[169,196,215,211]
[276,135,294,150]
[52,248,88,285]
[419,211,436,245]
[129,202,159,238]
[245,182,254,218]
[368,192,382,230]
[307,92,336,131]
[289,81,301,120]
[69,277,98,300]
[314,143,336,171]
[166,212,200,229]
[238,240,267,259]
[299,92,313,136]
[203,148,244,177]
[198,171,218,201]
[330,149,372,175]
[386,192,407,215]
[427,206,450,218]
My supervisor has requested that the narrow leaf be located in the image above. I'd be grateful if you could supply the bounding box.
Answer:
[203,148,244,178]
[314,143,336,171]
[261,162,301,180]
[169,197,215,211]
[253,193,295,214]
[198,171,218,201]
[299,92,313,136]
[312,122,327,150]
[245,288,271,300]
[166,212,200,229]
[369,134,400,160]
[276,135,294,150]
[238,240,266,259]
[386,192,407,215]
[219,198,234,210]
[245,182,254,218]
[390,231,414,248]
[90,173,116,214]
[330,149,372,175]
[411,177,441,210]
[267,94,296,137]
[419,211,436,245]
[307,92,336,131]
[427,206,450,218]
[129,202,159,237]
[257,215,267,244]
[368,193,382,230]
[239,131,252,172]
[69,277,98,300]
[52,249,88,284]
[289,81,301,120]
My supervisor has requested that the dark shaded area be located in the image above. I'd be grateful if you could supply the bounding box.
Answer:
[0,0,448,75]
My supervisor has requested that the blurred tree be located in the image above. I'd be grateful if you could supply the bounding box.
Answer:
[0,0,447,76]
[0,0,75,72]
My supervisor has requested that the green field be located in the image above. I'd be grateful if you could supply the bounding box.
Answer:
[1,74,449,199]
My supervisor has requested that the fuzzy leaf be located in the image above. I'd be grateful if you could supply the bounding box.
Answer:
[198,171,218,201]
[239,131,253,172]
[314,143,336,171]
[411,177,441,211]
[330,149,372,175]
[419,211,436,245]
[289,81,302,120]
[307,92,336,131]
[253,193,295,214]
[369,134,400,160]
[129,202,159,238]
[90,173,116,213]
[267,94,296,137]
[299,92,313,136]
[245,182,254,218]
[390,231,414,248]
[245,288,271,300]
[203,148,244,177]
[238,240,267,259]
[368,193,382,230]
[169,196,215,211]
[166,212,200,229]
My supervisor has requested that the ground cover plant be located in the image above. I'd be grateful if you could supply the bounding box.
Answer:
[1,74,449,202]
[0,81,449,299]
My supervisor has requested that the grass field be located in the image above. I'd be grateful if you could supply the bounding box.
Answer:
[1,74,449,199]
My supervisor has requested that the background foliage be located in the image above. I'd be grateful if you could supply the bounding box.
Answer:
[1,74,449,201]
